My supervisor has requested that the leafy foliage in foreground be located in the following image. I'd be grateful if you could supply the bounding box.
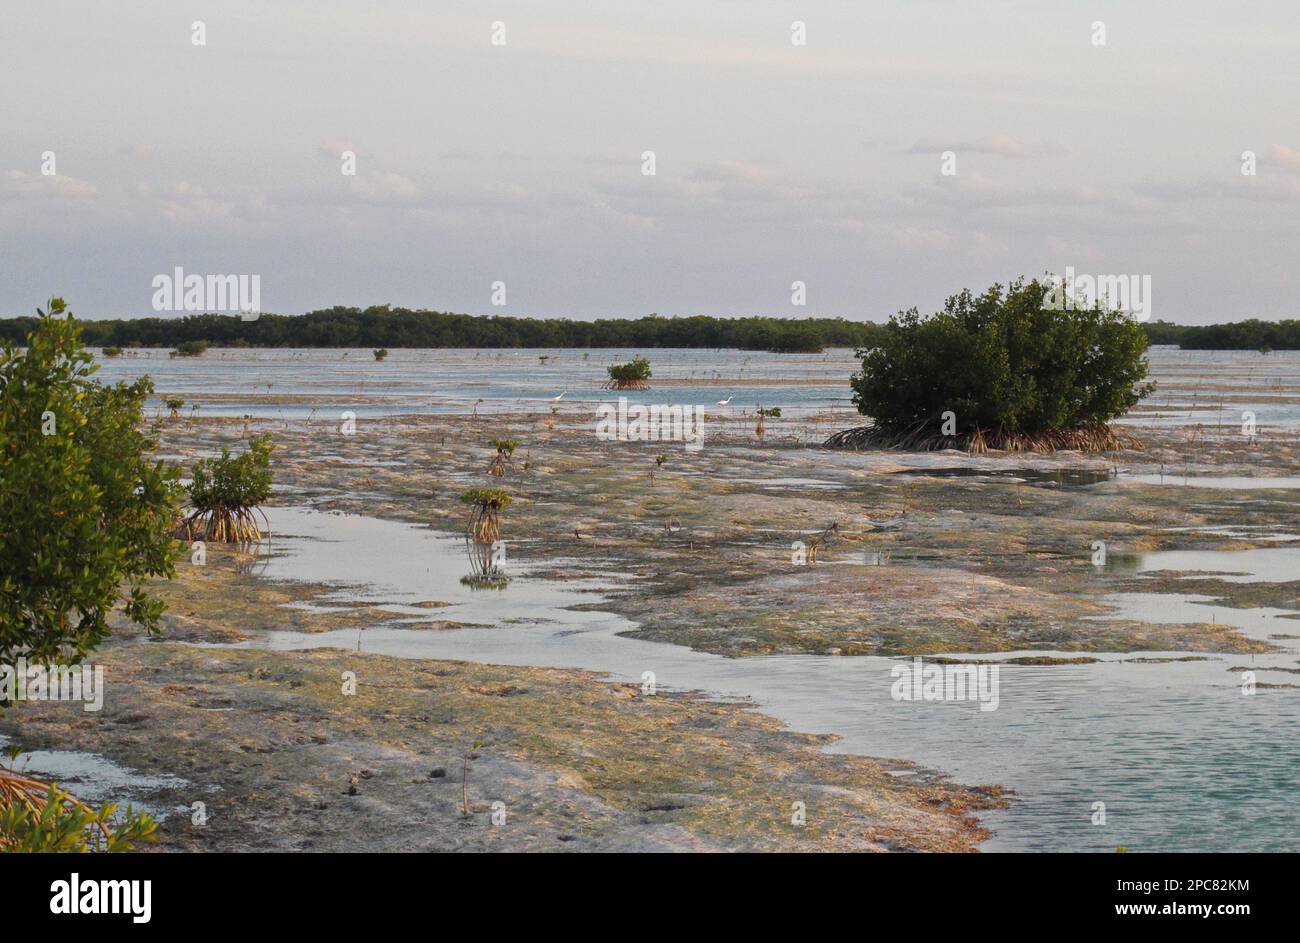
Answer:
[0,766,158,853]
[837,279,1153,451]
[0,300,181,667]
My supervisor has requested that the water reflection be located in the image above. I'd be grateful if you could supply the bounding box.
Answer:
[461,539,509,591]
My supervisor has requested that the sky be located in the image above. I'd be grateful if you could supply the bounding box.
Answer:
[1,1,1297,323]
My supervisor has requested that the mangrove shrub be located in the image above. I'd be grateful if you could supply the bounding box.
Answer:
[0,300,181,667]
[830,278,1153,452]
[183,435,275,543]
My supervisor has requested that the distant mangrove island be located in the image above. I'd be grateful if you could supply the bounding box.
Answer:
[0,306,1295,352]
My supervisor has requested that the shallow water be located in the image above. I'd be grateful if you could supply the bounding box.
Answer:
[1120,474,1300,490]
[217,507,1300,852]
[94,346,1300,429]
[1133,546,1300,583]
[895,467,1116,487]
[96,347,861,419]
[0,734,189,821]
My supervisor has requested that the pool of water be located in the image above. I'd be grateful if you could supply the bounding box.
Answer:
[1120,474,1300,490]
[213,507,1300,852]
[0,734,189,822]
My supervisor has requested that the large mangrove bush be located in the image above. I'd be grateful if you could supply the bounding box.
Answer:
[1,300,181,665]
[827,278,1154,452]
[0,299,175,851]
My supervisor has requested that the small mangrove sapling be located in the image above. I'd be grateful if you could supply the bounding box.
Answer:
[487,438,517,477]
[182,434,275,544]
[460,487,511,544]
[650,453,667,485]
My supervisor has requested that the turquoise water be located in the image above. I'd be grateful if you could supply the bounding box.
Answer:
[216,508,1300,853]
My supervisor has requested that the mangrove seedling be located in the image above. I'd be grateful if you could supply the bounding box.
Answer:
[182,434,275,544]
[756,406,781,439]
[805,522,839,564]
[165,398,185,418]
[462,741,483,817]
[487,438,518,477]
[604,356,652,390]
[373,348,388,361]
[101,346,122,358]
[460,487,511,544]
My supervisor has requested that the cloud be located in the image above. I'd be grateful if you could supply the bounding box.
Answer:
[906,135,1064,159]
[3,169,96,198]
[1270,144,1300,172]
[349,172,418,202]
[317,140,358,160]
[129,180,239,223]
[115,143,155,159]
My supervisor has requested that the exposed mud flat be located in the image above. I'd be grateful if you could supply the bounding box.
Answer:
[6,347,1299,851]
[148,404,1298,659]
[2,550,1002,852]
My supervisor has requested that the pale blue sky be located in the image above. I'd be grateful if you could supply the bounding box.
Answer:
[2,1,1297,322]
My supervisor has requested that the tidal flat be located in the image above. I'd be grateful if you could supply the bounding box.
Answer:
[4,347,1299,851]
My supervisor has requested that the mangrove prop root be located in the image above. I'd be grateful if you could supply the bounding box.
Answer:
[0,768,112,851]
[822,420,1142,454]
[183,505,271,544]
[467,505,502,544]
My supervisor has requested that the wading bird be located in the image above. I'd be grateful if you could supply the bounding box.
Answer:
[717,395,733,406]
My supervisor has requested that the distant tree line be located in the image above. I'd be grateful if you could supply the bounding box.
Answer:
[1,306,1294,351]
[1142,319,1300,351]
[0,307,882,353]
